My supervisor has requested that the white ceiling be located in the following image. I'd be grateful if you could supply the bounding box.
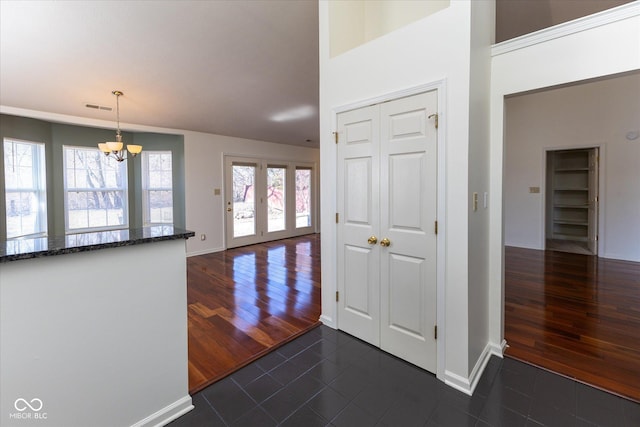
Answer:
[0,0,319,147]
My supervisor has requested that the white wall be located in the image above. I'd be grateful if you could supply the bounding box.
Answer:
[328,0,450,57]
[489,3,640,348]
[183,131,319,257]
[467,0,496,377]
[504,72,640,261]
[320,0,495,392]
[0,240,192,427]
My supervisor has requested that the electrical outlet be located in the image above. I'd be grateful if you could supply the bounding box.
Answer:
[200,234,206,241]
[529,187,540,193]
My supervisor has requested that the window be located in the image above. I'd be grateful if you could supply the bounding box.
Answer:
[231,163,256,237]
[4,139,47,238]
[295,167,312,228]
[142,151,173,225]
[63,146,128,232]
[267,165,286,232]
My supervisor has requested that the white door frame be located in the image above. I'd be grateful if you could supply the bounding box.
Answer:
[223,154,318,249]
[541,144,605,256]
[332,80,447,380]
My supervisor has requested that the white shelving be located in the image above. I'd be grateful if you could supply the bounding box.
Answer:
[550,150,590,242]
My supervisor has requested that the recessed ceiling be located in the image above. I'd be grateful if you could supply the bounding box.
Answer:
[0,0,319,147]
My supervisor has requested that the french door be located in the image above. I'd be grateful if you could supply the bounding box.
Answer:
[224,156,315,248]
[336,90,438,373]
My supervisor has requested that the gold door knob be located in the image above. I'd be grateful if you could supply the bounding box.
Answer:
[367,236,378,245]
[380,238,391,247]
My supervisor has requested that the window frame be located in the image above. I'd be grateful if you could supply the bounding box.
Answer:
[3,138,48,239]
[141,150,174,226]
[63,145,129,234]
[295,166,313,230]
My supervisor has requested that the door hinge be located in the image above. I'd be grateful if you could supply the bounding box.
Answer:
[428,113,439,129]
[336,213,339,223]
[333,131,339,144]
[336,291,339,302]
[434,325,437,340]
[595,235,598,241]
[434,220,438,235]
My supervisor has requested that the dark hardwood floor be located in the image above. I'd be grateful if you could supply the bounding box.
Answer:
[185,237,639,402]
[186,234,321,393]
[505,246,640,402]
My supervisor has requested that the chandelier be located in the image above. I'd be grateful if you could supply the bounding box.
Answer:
[98,90,142,162]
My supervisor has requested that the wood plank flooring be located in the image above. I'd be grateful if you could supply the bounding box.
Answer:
[186,234,321,393]
[505,246,640,402]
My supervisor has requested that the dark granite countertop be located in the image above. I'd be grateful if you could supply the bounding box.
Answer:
[0,226,195,263]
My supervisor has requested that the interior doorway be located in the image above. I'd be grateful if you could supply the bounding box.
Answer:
[545,147,599,255]
[503,72,640,401]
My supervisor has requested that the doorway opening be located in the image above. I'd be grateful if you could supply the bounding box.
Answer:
[545,147,599,255]
[503,72,640,401]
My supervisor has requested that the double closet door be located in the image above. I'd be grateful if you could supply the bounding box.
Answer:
[336,90,438,373]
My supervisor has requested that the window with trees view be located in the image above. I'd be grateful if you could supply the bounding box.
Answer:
[267,166,286,232]
[295,167,312,228]
[142,151,173,225]
[63,146,128,232]
[3,138,48,238]
[232,163,256,238]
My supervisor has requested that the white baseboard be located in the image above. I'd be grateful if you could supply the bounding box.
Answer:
[499,339,508,354]
[319,314,336,328]
[444,369,473,396]
[187,246,225,257]
[131,395,193,427]
[444,340,504,396]
[601,251,640,263]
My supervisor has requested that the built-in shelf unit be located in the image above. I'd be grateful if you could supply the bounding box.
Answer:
[547,148,598,250]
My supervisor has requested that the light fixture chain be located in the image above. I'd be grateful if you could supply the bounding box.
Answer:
[116,91,121,136]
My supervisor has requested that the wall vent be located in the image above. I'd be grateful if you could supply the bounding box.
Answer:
[85,103,112,111]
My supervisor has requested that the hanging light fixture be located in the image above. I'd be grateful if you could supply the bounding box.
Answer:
[98,90,142,162]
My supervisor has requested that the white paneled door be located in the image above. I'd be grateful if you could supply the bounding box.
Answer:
[337,90,438,373]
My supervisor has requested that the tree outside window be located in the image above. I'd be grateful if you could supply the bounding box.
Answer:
[142,151,173,225]
[63,146,128,232]
[3,139,47,238]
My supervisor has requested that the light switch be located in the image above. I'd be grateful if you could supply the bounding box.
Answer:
[214,188,221,196]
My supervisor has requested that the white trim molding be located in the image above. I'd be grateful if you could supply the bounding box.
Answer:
[492,1,640,57]
[319,314,337,329]
[444,341,503,396]
[131,395,193,427]
[187,246,225,257]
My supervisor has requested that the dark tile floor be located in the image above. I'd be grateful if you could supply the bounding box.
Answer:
[170,325,640,427]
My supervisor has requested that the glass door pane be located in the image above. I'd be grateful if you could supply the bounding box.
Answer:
[232,164,256,237]
[295,168,311,228]
[267,166,286,232]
